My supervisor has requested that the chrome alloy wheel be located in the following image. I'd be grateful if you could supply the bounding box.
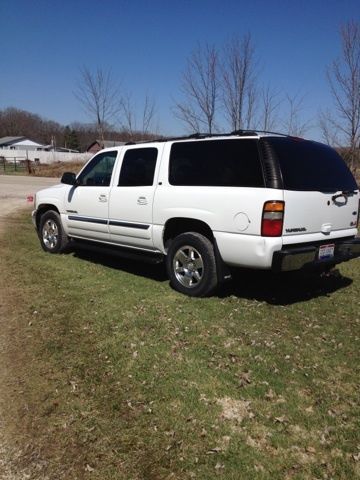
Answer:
[42,219,59,250]
[173,245,204,288]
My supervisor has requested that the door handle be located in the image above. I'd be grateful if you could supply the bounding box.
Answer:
[99,194,107,203]
[137,196,148,205]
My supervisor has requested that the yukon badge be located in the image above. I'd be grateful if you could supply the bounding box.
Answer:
[285,227,307,233]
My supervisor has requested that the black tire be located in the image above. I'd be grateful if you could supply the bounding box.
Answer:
[166,232,218,297]
[39,210,69,253]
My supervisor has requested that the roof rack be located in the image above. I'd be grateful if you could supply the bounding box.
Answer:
[230,129,258,136]
[124,130,290,145]
[230,129,289,137]
[125,133,217,145]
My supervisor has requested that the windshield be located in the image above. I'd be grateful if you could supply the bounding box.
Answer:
[266,137,358,192]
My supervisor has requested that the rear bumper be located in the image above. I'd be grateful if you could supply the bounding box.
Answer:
[272,238,360,272]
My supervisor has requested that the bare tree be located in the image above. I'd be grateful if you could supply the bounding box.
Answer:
[0,107,64,145]
[121,93,136,137]
[245,83,257,129]
[221,34,257,131]
[319,108,339,145]
[282,93,311,137]
[174,44,219,133]
[259,85,282,131]
[120,92,157,138]
[321,21,360,171]
[142,94,156,136]
[75,67,121,141]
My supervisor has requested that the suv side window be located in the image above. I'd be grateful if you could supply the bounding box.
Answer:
[77,151,117,186]
[169,139,264,187]
[118,148,158,186]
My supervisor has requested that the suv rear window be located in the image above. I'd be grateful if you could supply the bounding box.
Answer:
[266,137,358,192]
[169,139,264,187]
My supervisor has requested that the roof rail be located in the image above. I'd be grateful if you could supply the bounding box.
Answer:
[230,129,258,136]
[122,130,290,146]
[230,129,289,137]
[123,133,217,145]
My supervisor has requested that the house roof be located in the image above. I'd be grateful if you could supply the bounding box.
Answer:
[86,139,126,152]
[0,136,46,148]
[0,136,26,146]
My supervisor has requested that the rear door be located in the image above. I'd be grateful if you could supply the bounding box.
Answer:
[108,145,162,249]
[266,138,359,243]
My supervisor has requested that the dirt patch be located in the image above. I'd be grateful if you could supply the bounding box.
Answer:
[217,397,254,424]
[0,175,59,233]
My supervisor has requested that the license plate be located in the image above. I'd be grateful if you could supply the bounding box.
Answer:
[318,244,335,260]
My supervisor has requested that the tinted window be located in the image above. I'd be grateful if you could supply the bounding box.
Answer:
[118,148,158,186]
[77,151,117,186]
[169,140,264,187]
[267,137,358,192]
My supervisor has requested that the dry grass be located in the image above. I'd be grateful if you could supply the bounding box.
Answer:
[32,160,86,178]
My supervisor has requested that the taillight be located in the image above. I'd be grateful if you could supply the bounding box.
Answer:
[261,201,285,237]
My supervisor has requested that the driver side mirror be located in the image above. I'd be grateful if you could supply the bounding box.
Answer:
[61,172,77,185]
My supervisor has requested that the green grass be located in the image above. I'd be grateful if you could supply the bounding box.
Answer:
[1,211,359,479]
[0,166,28,175]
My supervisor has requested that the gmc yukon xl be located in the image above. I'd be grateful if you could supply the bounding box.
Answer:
[32,132,360,296]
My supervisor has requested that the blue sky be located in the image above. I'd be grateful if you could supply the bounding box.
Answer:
[0,0,358,140]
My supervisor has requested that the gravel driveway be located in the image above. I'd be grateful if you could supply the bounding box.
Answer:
[0,175,59,218]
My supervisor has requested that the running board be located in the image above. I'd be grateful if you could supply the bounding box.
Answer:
[72,239,164,264]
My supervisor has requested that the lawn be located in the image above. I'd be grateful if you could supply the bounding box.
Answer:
[0,210,359,479]
[0,163,28,175]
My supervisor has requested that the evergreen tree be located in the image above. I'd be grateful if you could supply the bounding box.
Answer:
[64,126,80,151]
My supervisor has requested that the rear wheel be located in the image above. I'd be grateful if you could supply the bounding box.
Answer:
[39,210,69,253]
[166,232,218,297]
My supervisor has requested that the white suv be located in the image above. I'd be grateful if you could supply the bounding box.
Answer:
[32,132,360,296]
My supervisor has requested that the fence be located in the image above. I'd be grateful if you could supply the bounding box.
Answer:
[0,156,33,173]
[0,148,92,165]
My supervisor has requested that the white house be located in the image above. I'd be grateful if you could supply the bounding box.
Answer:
[0,136,46,151]
[0,136,91,164]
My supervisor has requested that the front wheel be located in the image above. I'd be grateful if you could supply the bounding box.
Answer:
[39,210,69,253]
[166,232,218,297]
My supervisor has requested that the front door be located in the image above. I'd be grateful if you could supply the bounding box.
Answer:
[65,150,118,242]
